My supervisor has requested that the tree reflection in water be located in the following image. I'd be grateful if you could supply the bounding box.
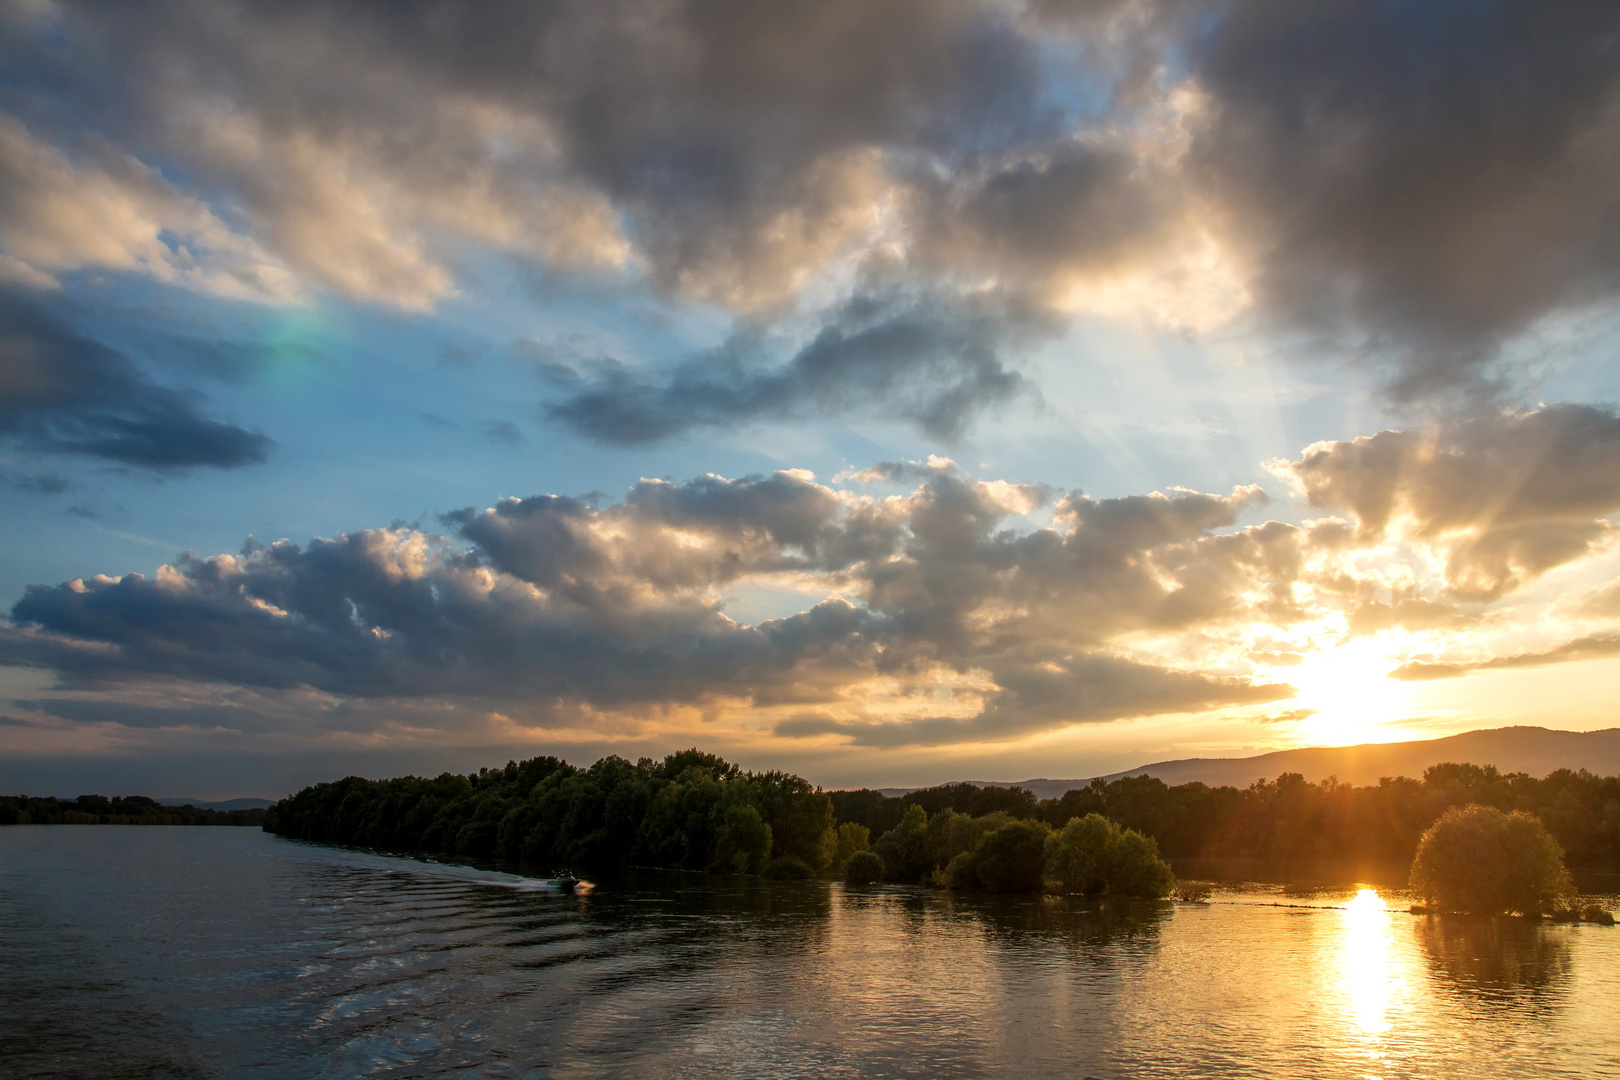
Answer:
[942,892,1171,955]
[1417,915,1573,1005]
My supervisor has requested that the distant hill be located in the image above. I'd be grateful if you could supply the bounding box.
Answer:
[157,797,275,811]
[957,726,1620,800]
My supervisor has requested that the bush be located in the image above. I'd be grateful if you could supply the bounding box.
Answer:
[1044,813,1175,898]
[1583,904,1616,926]
[1546,902,1616,925]
[952,819,1051,893]
[1410,804,1575,916]
[1107,829,1176,898]
[1045,814,1112,894]
[1172,880,1213,903]
[761,854,815,880]
[843,849,884,886]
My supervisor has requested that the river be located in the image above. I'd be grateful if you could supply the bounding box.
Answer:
[2,826,1616,1078]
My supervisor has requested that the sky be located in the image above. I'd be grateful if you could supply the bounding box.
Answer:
[3,0,1620,798]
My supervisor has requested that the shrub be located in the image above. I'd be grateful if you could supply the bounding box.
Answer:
[1044,813,1175,898]
[1107,829,1176,899]
[1409,804,1575,916]
[1172,880,1213,903]
[761,854,815,880]
[953,819,1051,893]
[843,849,884,886]
[1546,902,1616,925]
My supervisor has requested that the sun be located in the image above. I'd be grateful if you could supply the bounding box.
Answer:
[1282,639,1412,746]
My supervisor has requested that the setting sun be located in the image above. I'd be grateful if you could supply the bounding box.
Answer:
[1282,641,1414,746]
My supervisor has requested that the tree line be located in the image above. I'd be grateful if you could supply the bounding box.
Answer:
[261,751,1620,898]
[0,794,267,826]
[832,762,1620,868]
[261,749,1175,896]
[264,750,843,879]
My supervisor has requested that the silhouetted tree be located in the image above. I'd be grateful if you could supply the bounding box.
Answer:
[843,849,884,886]
[1410,804,1574,916]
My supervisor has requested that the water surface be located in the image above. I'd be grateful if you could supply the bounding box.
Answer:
[2,827,1616,1078]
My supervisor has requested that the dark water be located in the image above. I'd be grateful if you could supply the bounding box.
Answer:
[2,828,1617,1079]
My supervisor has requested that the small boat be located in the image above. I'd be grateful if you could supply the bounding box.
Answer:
[551,869,581,890]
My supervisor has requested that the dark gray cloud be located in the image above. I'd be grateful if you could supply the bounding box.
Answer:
[1182,1,1620,394]
[0,289,273,469]
[4,470,68,494]
[480,420,526,446]
[546,291,1036,444]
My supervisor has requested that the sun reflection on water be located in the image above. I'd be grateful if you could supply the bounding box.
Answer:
[1342,888,1393,1038]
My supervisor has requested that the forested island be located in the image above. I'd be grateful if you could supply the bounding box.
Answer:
[263,749,1174,895]
[0,794,267,826]
[261,749,1620,899]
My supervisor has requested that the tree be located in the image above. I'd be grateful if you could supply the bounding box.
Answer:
[1105,828,1175,898]
[1045,814,1113,895]
[953,820,1051,893]
[1044,813,1174,898]
[1410,804,1575,916]
[711,804,772,874]
[831,822,871,869]
[873,804,931,882]
[843,850,884,886]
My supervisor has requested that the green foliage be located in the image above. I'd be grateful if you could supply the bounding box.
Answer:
[872,804,932,883]
[1410,804,1575,916]
[1044,813,1174,898]
[829,782,1039,836]
[248,747,1620,903]
[0,794,264,827]
[761,854,815,880]
[712,805,772,874]
[262,748,837,881]
[833,761,1620,870]
[831,821,870,869]
[1045,814,1113,894]
[951,819,1051,893]
[1106,828,1176,898]
[842,849,884,886]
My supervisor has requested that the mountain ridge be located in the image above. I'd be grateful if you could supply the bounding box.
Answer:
[947,725,1620,800]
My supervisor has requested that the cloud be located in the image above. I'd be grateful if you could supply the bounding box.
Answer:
[7,0,1619,420]
[0,115,301,304]
[545,290,1037,443]
[1273,405,1620,600]
[4,466,1292,743]
[480,420,526,446]
[11,402,1620,747]
[4,470,68,494]
[1179,1,1620,393]
[0,289,274,469]
[774,652,1290,747]
[1391,633,1620,682]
